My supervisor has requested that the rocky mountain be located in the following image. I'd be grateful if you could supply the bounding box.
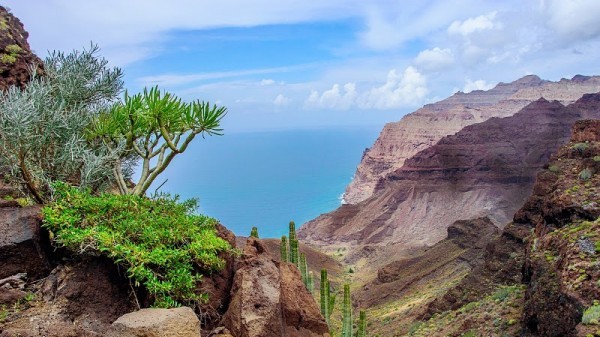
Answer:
[298,94,600,267]
[344,75,600,204]
[0,6,43,91]
[404,119,600,337]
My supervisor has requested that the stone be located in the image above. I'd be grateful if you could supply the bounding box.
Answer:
[108,307,201,337]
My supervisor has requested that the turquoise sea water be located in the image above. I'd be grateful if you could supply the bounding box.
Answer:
[152,127,380,238]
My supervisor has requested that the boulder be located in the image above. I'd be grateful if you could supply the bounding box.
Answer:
[107,307,201,337]
[221,237,330,337]
[0,205,50,280]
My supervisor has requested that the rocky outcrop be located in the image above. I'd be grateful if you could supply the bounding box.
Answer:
[344,75,600,204]
[221,237,330,337]
[108,307,201,337]
[356,217,499,310]
[422,120,600,337]
[0,205,51,280]
[299,95,600,263]
[0,6,43,91]
[1,258,136,337]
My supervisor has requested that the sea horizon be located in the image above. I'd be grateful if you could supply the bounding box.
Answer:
[145,126,381,238]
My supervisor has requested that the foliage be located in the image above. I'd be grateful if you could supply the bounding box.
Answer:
[0,44,123,202]
[250,226,259,238]
[579,168,593,181]
[582,304,600,325]
[42,182,231,308]
[88,86,227,196]
[572,142,589,154]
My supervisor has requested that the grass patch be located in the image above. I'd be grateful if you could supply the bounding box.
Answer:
[582,304,600,325]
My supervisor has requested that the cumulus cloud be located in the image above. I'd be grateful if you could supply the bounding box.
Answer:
[273,94,290,106]
[306,83,357,110]
[358,67,428,109]
[414,47,454,71]
[306,67,427,110]
[462,79,495,93]
[447,11,500,36]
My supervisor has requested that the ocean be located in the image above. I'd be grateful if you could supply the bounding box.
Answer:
[151,127,380,238]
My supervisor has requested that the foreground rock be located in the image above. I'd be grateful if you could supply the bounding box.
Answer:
[344,74,600,204]
[0,6,43,91]
[221,237,330,337]
[108,307,200,337]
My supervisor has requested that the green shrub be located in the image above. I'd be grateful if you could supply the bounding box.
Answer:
[548,165,560,173]
[582,305,600,325]
[42,182,232,308]
[572,143,589,154]
[579,168,593,181]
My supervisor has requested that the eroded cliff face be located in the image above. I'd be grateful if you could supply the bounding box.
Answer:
[0,6,43,91]
[298,95,600,264]
[344,75,600,204]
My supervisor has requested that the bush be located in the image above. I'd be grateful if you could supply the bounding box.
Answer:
[582,304,600,325]
[42,182,232,308]
[572,142,589,154]
[579,168,593,181]
[0,44,123,202]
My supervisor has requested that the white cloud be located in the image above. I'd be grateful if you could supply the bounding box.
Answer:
[306,66,427,110]
[261,79,276,86]
[462,79,495,93]
[414,47,454,71]
[542,0,600,42]
[358,67,428,109]
[306,83,357,110]
[447,11,500,36]
[273,94,290,106]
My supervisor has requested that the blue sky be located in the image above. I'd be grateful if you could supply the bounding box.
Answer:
[5,0,600,132]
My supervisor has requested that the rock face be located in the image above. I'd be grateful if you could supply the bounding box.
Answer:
[0,205,51,280]
[356,217,499,310]
[344,75,600,204]
[299,95,600,262]
[108,307,201,337]
[424,120,600,337]
[221,237,330,337]
[0,6,43,91]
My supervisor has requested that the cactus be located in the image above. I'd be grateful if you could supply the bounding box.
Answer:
[341,284,352,337]
[320,269,330,325]
[300,253,308,286]
[307,271,314,295]
[250,226,259,238]
[289,221,299,265]
[280,235,288,262]
[357,310,367,337]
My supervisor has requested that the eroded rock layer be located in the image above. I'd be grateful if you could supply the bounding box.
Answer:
[344,75,600,204]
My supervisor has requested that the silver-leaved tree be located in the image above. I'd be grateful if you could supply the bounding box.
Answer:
[0,45,123,202]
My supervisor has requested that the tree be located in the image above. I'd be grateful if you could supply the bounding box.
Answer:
[0,45,123,202]
[88,86,227,196]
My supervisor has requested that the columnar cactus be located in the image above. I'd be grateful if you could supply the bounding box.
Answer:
[288,221,299,265]
[320,269,330,325]
[357,310,367,337]
[300,253,308,286]
[280,235,288,262]
[341,284,352,337]
[307,271,314,295]
[250,226,259,238]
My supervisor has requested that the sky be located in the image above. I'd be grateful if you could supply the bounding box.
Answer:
[5,0,600,132]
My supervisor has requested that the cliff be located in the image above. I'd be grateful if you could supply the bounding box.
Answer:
[344,75,600,204]
[298,94,600,266]
[0,6,42,91]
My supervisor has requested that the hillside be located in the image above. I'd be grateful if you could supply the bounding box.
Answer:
[299,94,600,271]
[344,75,600,204]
